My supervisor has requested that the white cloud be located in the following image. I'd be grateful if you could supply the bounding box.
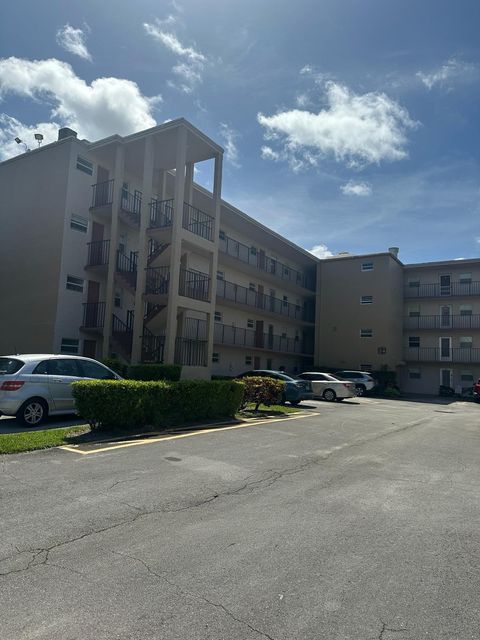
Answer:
[341,180,372,196]
[219,123,240,168]
[258,81,417,171]
[261,146,280,161]
[56,24,92,61]
[295,93,310,107]
[0,114,60,160]
[0,57,161,151]
[143,21,206,93]
[417,58,478,90]
[309,244,334,259]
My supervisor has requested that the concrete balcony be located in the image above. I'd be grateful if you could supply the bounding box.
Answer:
[148,198,215,242]
[404,314,480,330]
[213,323,314,356]
[144,266,210,303]
[404,282,480,298]
[90,180,141,228]
[404,347,480,363]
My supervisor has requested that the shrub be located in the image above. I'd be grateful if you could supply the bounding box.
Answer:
[72,379,245,430]
[101,358,129,378]
[128,364,182,381]
[383,386,401,398]
[242,376,285,411]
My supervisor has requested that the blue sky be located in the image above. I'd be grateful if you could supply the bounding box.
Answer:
[1,0,479,264]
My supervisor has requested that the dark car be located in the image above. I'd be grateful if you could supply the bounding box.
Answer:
[236,369,313,405]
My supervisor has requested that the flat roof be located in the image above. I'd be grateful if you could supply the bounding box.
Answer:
[404,257,480,269]
[319,251,404,266]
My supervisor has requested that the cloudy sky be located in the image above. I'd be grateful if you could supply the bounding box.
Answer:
[1,0,479,263]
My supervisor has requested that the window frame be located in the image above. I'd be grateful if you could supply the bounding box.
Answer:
[360,328,373,338]
[66,275,84,293]
[76,156,93,176]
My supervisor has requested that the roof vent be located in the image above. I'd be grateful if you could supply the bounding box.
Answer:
[58,127,77,141]
[388,247,399,257]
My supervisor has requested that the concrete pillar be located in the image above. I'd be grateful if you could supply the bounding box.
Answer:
[185,162,194,205]
[102,144,125,359]
[131,136,154,363]
[159,170,167,201]
[205,152,223,370]
[164,125,187,363]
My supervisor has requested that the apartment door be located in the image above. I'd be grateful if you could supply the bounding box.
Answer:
[440,368,453,388]
[258,249,266,270]
[95,167,109,206]
[267,324,274,349]
[254,356,261,369]
[83,340,97,358]
[257,284,264,309]
[255,320,264,348]
[440,274,451,296]
[439,337,452,361]
[85,281,100,327]
[440,305,452,329]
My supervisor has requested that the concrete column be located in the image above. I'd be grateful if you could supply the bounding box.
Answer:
[205,152,223,371]
[185,162,194,205]
[159,170,167,201]
[102,144,125,359]
[131,136,154,363]
[164,125,187,363]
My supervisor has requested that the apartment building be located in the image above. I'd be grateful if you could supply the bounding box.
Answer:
[316,252,480,395]
[0,119,316,379]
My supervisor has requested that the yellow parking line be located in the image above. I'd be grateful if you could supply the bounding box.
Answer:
[59,412,321,456]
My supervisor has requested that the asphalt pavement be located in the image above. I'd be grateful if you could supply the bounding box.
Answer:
[1,397,479,639]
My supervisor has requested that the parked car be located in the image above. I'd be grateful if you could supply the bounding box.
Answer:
[0,355,121,426]
[334,370,377,396]
[236,370,313,405]
[297,372,356,402]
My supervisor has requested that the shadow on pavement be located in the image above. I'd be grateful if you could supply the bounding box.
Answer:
[0,414,87,434]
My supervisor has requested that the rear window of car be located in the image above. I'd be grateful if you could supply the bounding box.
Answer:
[0,358,24,375]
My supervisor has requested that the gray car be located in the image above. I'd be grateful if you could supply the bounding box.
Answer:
[0,354,120,426]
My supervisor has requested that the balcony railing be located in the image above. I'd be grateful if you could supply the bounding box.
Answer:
[82,302,106,328]
[174,337,208,367]
[120,189,141,223]
[213,323,313,355]
[183,203,214,241]
[87,239,110,267]
[145,266,170,295]
[405,282,480,298]
[116,251,138,289]
[404,347,480,363]
[149,199,174,229]
[91,180,114,207]
[404,314,480,330]
[179,268,210,302]
[112,314,133,354]
[219,233,315,291]
[216,279,315,322]
[142,327,165,363]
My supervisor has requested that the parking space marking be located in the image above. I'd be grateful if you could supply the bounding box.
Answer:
[59,412,321,456]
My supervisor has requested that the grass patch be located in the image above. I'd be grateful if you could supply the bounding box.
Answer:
[238,403,301,419]
[0,426,89,455]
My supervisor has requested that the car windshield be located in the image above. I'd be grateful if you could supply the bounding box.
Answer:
[271,372,296,382]
[0,358,24,375]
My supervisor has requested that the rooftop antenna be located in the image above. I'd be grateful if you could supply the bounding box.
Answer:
[34,133,44,147]
[14,137,29,153]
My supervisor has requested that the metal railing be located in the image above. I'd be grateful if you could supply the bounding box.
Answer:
[216,278,315,322]
[219,233,315,291]
[91,180,114,207]
[149,199,174,229]
[213,323,313,355]
[179,268,210,302]
[120,189,141,222]
[174,337,208,367]
[82,302,106,328]
[404,347,480,363]
[145,266,170,295]
[86,239,110,266]
[404,314,480,330]
[111,314,133,353]
[405,281,480,298]
[182,203,214,241]
[142,327,165,363]
[116,250,137,276]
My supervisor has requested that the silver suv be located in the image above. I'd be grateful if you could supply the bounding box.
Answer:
[0,355,120,426]
[334,370,377,396]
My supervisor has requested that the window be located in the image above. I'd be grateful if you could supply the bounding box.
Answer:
[409,368,421,379]
[32,360,49,375]
[460,337,473,349]
[283,266,290,276]
[360,328,373,338]
[216,271,225,281]
[76,156,93,175]
[408,280,420,288]
[361,295,373,304]
[461,371,474,382]
[49,358,80,374]
[283,295,288,307]
[409,306,420,317]
[59,340,79,355]
[79,360,115,379]
[460,305,473,316]
[245,355,252,365]
[66,275,84,293]
[281,332,287,339]
[409,336,420,348]
[250,246,257,255]
[70,214,88,233]
[247,319,254,329]
[249,283,256,292]
[361,262,373,272]
[212,353,219,363]
[214,311,222,322]
[459,273,472,284]
[377,347,387,354]
[219,230,226,240]
[0,358,24,374]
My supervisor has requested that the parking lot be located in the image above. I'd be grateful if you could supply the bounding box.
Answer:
[1,396,479,639]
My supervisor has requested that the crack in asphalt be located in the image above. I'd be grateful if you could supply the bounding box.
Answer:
[107,549,277,640]
[378,621,407,639]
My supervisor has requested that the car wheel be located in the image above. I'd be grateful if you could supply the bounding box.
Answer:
[323,389,336,402]
[280,393,287,405]
[290,400,301,406]
[16,398,48,427]
[356,384,366,396]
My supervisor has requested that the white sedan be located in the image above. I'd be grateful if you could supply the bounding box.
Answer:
[297,372,356,402]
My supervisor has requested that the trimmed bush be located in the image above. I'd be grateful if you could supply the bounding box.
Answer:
[242,376,285,411]
[72,379,245,430]
[101,358,129,377]
[128,364,182,381]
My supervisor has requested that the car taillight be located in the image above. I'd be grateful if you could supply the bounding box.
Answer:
[1,381,25,391]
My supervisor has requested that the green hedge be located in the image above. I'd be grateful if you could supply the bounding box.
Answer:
[72,379,245,430]
[128,364,181,381]
[101,358,129,377]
